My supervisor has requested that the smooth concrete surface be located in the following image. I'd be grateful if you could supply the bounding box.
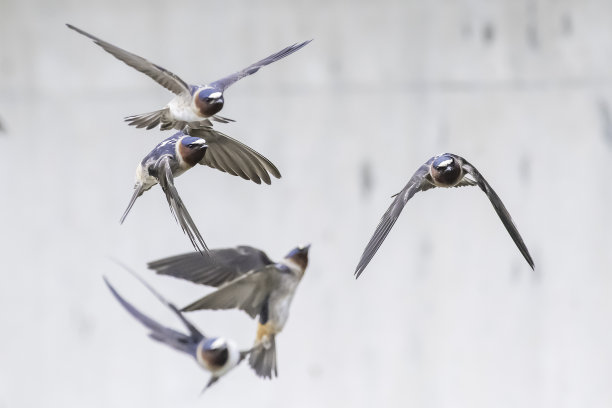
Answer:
[0,0,611,407]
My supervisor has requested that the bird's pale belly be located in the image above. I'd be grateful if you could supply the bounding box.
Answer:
[167,94,205,121]
[135,165,159,191]
[270,295,293,331]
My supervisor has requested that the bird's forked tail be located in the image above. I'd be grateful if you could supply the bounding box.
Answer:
[125,108,169,130]
[120,183,145,224]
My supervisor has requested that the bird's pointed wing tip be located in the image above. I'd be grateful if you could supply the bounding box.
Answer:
[102,275,122,299]
[65,23,86,35]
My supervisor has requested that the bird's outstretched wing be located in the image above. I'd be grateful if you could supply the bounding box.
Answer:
[208,40,312,91]
[156,157,210,256]
[181,266,279,318]
[462,160,535,270]
[103,274,204,356]
[148,246,274,287]
[189,127,281,185]
[67,24,190,95]
[355,158,434,278]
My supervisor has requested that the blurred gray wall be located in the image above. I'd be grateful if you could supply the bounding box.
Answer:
[1,0,611,407]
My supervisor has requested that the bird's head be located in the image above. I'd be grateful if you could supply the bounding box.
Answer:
[196,337,241,394]
[178,136,208,167]
[284,244,310,270]
[430,153,463,187]
[195,88,224,117]
[196,337,233,372]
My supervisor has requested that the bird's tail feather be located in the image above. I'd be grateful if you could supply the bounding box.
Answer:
[211,115,235,124]
[200,376,219,395]
[248,335,277,379]
[120,183,145,224]
[102,275,198,356]
[125,109,168,130]
[147,332,197,356]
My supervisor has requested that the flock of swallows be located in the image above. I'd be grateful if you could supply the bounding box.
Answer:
[66,24,535,393]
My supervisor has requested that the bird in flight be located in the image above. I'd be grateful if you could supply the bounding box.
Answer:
[103,269,253,393]
[120,127,280,255]
[355,153,535,278]
[148,244,310,379]
[67,24,311,130]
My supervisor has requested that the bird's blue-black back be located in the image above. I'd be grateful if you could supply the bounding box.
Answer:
[141,132,183,165]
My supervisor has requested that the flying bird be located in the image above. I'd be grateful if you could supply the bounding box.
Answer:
[103,271,252,392]
[148,244,310,379]
[66,24,311,130]
[354,153,535,278]
[121,127,280,255]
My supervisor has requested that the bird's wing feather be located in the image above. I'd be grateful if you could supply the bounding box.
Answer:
[119,264,205,339]
[103,276,203,356]
[415,173,476,194]
[181,267,280,318]
[455,176,478,188]
[148,246,274,287]
[188,128,281,185]
[462,160,535,270]
[67,24,190,95]
[355,159,434,278]
[209,40,312,91]
[156,157,210,255]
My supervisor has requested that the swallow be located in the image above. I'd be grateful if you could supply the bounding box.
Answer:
[354,153,535,278]
[103,271,252,392]
[120,127,281,254]
[66,24,311,130]
[147,244,310,379]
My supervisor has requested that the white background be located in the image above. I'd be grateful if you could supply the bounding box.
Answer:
[1,0,611,407]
